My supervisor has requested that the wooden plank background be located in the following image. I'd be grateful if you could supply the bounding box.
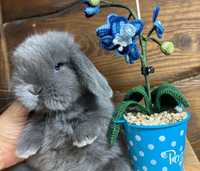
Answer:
[0,0,200,160]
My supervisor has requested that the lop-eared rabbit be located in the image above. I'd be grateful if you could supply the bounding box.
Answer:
[9,32,131,171]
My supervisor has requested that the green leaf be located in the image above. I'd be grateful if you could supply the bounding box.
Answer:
[152,83,190,112]
[108,100,148,145]
[124,85,151,113]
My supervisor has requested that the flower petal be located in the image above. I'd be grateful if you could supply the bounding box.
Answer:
[120,24,137,37]
[108,14,128,36]
[96,24,111,38]
[99,35,115,50]
[154,20,165,38]
[96,13,118,37]
[84,6,100,17]
[152,5,160,22]
[130,19,144,36]
[126,43,140,64]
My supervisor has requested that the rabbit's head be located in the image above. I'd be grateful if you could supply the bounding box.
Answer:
[11,31,113,111]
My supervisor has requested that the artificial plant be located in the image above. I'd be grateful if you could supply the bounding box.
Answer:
[82,0,190,145]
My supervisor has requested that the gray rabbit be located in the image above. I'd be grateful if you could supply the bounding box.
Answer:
[9,32,131,171]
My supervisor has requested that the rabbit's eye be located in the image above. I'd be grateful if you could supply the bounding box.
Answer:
[55,62,65,71]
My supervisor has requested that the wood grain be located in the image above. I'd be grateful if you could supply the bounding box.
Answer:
[185,139,199,165]
[0,0,200,161]
[174,75,200,161]
[3,0,200,92]
[1,0,79,22]
[185,165,200,171]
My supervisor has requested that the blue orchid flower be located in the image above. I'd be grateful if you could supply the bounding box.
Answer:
[125,42,141,64]
[82,0,100,17]
[152,5,165,39]
[96,13,144,64]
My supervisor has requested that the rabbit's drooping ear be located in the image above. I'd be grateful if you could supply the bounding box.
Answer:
[72,51,113,98]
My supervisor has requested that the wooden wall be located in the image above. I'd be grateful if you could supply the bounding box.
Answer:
[0,0,200,159]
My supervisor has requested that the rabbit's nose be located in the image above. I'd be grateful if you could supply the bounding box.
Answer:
[29,86,43,95]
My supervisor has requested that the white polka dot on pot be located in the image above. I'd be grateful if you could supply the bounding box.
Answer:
[162,166,168,171]
[135,135,142,142]
[179,145,183,151]
[133,155,137,161]
[180,130,184,136]
[171,141,177,147]
[150,159,157,165]
[142,166,148,171]
[129,140,134,147]
[147,144,155,150]
[159,136,166,142]
[161,152,167,159]
[139,150,144,157]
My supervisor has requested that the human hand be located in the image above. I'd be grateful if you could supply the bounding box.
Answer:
[0,101,29,170]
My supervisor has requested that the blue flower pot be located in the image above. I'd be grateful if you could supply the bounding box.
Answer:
[116,112,190,171]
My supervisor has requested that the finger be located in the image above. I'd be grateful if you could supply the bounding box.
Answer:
[0,143,24,170]
[0,101,29,139]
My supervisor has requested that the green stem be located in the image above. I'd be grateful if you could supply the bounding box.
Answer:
[139,36,153,113]
[100,0,153,113]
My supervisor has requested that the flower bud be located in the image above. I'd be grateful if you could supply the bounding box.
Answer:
[84,6,100,17]
[160,41,174,55]
[88,0,101,6]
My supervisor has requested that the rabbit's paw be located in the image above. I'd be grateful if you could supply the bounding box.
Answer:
[16,120,44,159]
[72,124,98,148]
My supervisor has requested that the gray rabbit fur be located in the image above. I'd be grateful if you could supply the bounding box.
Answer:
[9,32,131,171]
